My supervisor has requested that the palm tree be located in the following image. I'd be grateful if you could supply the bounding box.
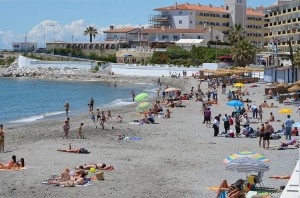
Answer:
[231,40,256,67]
[228,24,246,45]
[83,26,98,42]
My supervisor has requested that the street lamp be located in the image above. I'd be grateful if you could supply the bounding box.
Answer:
[71,35,74,57]
[49,24,55,54]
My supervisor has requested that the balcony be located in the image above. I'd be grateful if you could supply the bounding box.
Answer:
[150,15,170,22]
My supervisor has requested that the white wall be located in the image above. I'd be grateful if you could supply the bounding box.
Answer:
[171,10,190,29]
[18,55,94,70]
[111,63,199,76]
[203,63,227,70]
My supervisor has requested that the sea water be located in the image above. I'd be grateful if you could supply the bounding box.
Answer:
[0,78,157,124]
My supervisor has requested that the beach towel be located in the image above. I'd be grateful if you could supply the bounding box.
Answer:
[129,137,143,141]
[269,175,291,179]
[0,167,26,171]
[207,186,219,191]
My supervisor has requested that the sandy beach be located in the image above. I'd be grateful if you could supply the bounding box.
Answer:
[0,75,298,198]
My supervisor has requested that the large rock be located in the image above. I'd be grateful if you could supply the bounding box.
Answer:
[2,71,12,77]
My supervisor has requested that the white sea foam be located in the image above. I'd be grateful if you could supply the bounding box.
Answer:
[10,111,65,123]
[105,98,135,107]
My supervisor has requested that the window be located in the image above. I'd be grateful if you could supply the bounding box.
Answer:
[113,35,117,39]
[179,11,182,15]
[190,12,193,15]
[173,35,179,40]
[226,6,229,10]
[179,20,182,24]
[190,21,192,24]
[162,35,169,40]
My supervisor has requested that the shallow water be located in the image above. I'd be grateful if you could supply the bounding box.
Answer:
[0,78,156,124]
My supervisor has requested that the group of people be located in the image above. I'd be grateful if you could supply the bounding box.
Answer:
[0,155,25,170]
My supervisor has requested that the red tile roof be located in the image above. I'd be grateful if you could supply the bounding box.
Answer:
[246,8,265,16]
[154,3,264,17]
[154,3,227,13]
[103,27,140,33]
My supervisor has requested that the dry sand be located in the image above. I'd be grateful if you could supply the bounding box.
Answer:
[0,76,299,198]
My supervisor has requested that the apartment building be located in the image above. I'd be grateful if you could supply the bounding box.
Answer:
[150,0,268,48]
[265,0,300,52]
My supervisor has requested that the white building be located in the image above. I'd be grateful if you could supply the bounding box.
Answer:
[12,42,37,52]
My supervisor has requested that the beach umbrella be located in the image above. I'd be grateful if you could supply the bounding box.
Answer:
[288,85,300,92]
[134,93,148,101]
[227,100,244,107]
[136,102,153,113]
[164,87,180,92]
[294,80,300,85]
[278,108,293,114]
[292,122,300,128]
[233,83,245,87]
[225,157,270,173]
[223,151,270,164]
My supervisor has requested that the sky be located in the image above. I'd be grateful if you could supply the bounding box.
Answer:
[0,0,277,49]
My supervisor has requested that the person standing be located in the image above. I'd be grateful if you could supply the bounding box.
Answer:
[0,124,5,153]
[131,91,135,102]
[96,109,101,122]
[204,108,212,127]
[235,115,241,137]
[213,116,220,137]
[100,111,106,130]
[284,115,294,140]
[258,105,263,123]
[251,104,258,119]
[89,97,94,111]
[63,120,70,139]
[223,114,230,133]
[77,123,84,139]
[64,101,70,117]
[259,123,265,147]
[264,121,273,149]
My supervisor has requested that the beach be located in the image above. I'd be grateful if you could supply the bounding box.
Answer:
[0,75,298,198]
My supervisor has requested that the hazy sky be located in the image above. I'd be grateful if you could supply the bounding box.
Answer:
[0,0,276,49]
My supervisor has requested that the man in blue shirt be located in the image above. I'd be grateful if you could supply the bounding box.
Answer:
[285,115,294,140]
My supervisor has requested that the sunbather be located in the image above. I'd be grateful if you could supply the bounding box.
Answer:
[0,155,17,169]
[76,163,114,171]
[57,145,90,154]
[216,179,246,198]
[48,172,86,186]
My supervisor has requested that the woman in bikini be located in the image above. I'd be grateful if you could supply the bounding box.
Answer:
[0,155,17,169]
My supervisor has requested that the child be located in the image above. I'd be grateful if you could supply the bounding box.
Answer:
[77,123,84,139]
[91,112,95,122]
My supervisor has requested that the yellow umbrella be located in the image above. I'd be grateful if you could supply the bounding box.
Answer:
[234,83,245,87]
[279,108,293,114]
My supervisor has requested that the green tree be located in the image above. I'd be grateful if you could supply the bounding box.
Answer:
[228,24,245,45]
[231,40,256,67]
[83,26,99,42]
[294,51,300,68]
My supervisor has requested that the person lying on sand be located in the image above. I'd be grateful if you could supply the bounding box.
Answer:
[216,179,246,198]
[0,155,16,169]
[48,172,86,186]
[75,163,114,171]
[57,148,90,154]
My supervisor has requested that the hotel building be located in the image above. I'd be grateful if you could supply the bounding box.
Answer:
[264,0,300,52]
[150,0,268,48]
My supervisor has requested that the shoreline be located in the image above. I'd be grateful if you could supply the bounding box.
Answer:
[0,75,298,198]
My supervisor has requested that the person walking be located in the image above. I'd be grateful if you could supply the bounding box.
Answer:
[131,91,135,102]
[64,101,70,117]
[89,97,94,111]
[213,116,220,137]
[0,124,5,153]
[284,115,294,140]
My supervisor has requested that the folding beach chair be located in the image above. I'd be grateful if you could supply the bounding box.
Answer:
[255,172,265,188]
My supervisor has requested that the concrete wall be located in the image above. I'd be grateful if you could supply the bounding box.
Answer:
[202,63,227,70]
[18,55,95,70]
[111,63,199,76]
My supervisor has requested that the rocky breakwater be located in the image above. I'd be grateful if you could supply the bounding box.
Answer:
[1,66,93,80]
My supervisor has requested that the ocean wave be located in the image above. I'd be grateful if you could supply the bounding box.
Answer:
[10,111,65,123]
[104,98,135,107]
[143,88,159,93]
